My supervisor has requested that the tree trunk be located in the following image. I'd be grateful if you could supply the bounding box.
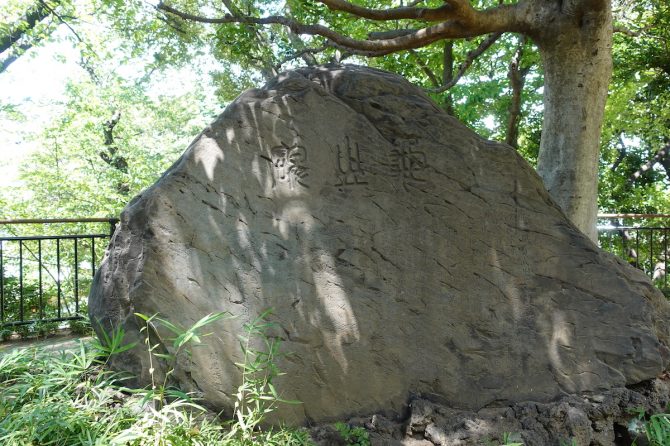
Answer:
[535,3,612,242]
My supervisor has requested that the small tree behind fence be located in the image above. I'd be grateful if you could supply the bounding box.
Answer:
[0,219,117,335]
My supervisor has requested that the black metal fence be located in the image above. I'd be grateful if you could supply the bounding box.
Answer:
[598,214,670,294]
[0,219,117,329]
[0,215,668,329]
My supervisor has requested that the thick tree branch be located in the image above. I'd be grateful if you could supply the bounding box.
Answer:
[427,32,502,93]
[443,40,454,85]
[276,45,327,68]
[441,40,455,114]
[610,133,627,172]
[629,144,670,183]
[286,33,320,66]
[506,36,531,148]
[157,2,520,56]
[0,54,19,73]
[102,110,121,146]
[613,24,637,37]
[317,0,526,32]
[100,110,129,180]
[368,29,417,40]
[0,0,61,54]
[0,42,34,73]
[38,0,85,45]
[316,0,457,22]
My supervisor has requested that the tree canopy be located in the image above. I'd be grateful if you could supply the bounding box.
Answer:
[0,0,668,233]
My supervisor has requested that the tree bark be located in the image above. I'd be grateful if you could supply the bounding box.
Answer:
[535,3,613,241]
[442,41,455,115]
[629,144,670,183]
[505,36,529,149]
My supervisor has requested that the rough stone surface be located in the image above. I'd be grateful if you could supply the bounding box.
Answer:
[315,377,670,446]
[89,65,670,425]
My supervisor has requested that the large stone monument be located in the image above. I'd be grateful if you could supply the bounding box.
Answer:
[89,65,670,426]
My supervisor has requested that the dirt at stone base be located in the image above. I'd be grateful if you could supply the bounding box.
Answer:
[310,377,670,446]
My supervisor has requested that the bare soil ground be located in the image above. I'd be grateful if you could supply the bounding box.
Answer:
[0,330,91,354]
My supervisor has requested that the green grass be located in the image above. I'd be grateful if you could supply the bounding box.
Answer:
[334,422,370,446]
[3,327,668,446]
[638,412,670,446]
[0,314,314,446]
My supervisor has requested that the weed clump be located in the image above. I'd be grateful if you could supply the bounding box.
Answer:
[0,310,314,445]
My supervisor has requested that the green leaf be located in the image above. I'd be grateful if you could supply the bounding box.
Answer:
[134,312,156,322]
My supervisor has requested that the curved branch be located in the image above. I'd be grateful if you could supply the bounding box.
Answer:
[317,0,526,32]
[629,144,670,183]
[368,29,417,40]
[157,2,521,56]
[38,0,85,44]
[276,45,327,68]
[316,0,457,21]
[428,32,502,93]
[1,42,34,73]
[613,24,638,37]
[286,34,320,66]
[0,0,62,54]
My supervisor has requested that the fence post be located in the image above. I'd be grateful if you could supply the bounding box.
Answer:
[0,218,117,329]
[598,214,670,294]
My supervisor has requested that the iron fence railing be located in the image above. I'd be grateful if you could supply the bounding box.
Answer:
[598,214,670,294]
[0,218,118,328]
[0,214,667,328]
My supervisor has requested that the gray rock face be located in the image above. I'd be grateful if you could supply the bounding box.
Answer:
[321,378,670,446]
[89,65,670,425]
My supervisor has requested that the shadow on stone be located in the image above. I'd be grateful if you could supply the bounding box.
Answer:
[88,65,670,432]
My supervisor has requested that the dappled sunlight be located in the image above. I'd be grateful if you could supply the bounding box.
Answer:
[488,249,524,321]
[119,73,372,422]
[225,128,235,143]
[538,299,593,394]
[191,136,224,182]
[250,154,264,188]
[271,215,291,240]
[276,201,315,230]
[310,259,361,373]
[547,310,572,381]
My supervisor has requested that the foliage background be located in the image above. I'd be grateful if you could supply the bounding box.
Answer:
[0,0,668,219]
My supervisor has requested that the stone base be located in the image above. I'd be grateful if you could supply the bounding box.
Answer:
[311,377,670,446]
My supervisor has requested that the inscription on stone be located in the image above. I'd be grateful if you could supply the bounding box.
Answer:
[266,143,309,189]
[389,141,428,191]
[335,137,368,187]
